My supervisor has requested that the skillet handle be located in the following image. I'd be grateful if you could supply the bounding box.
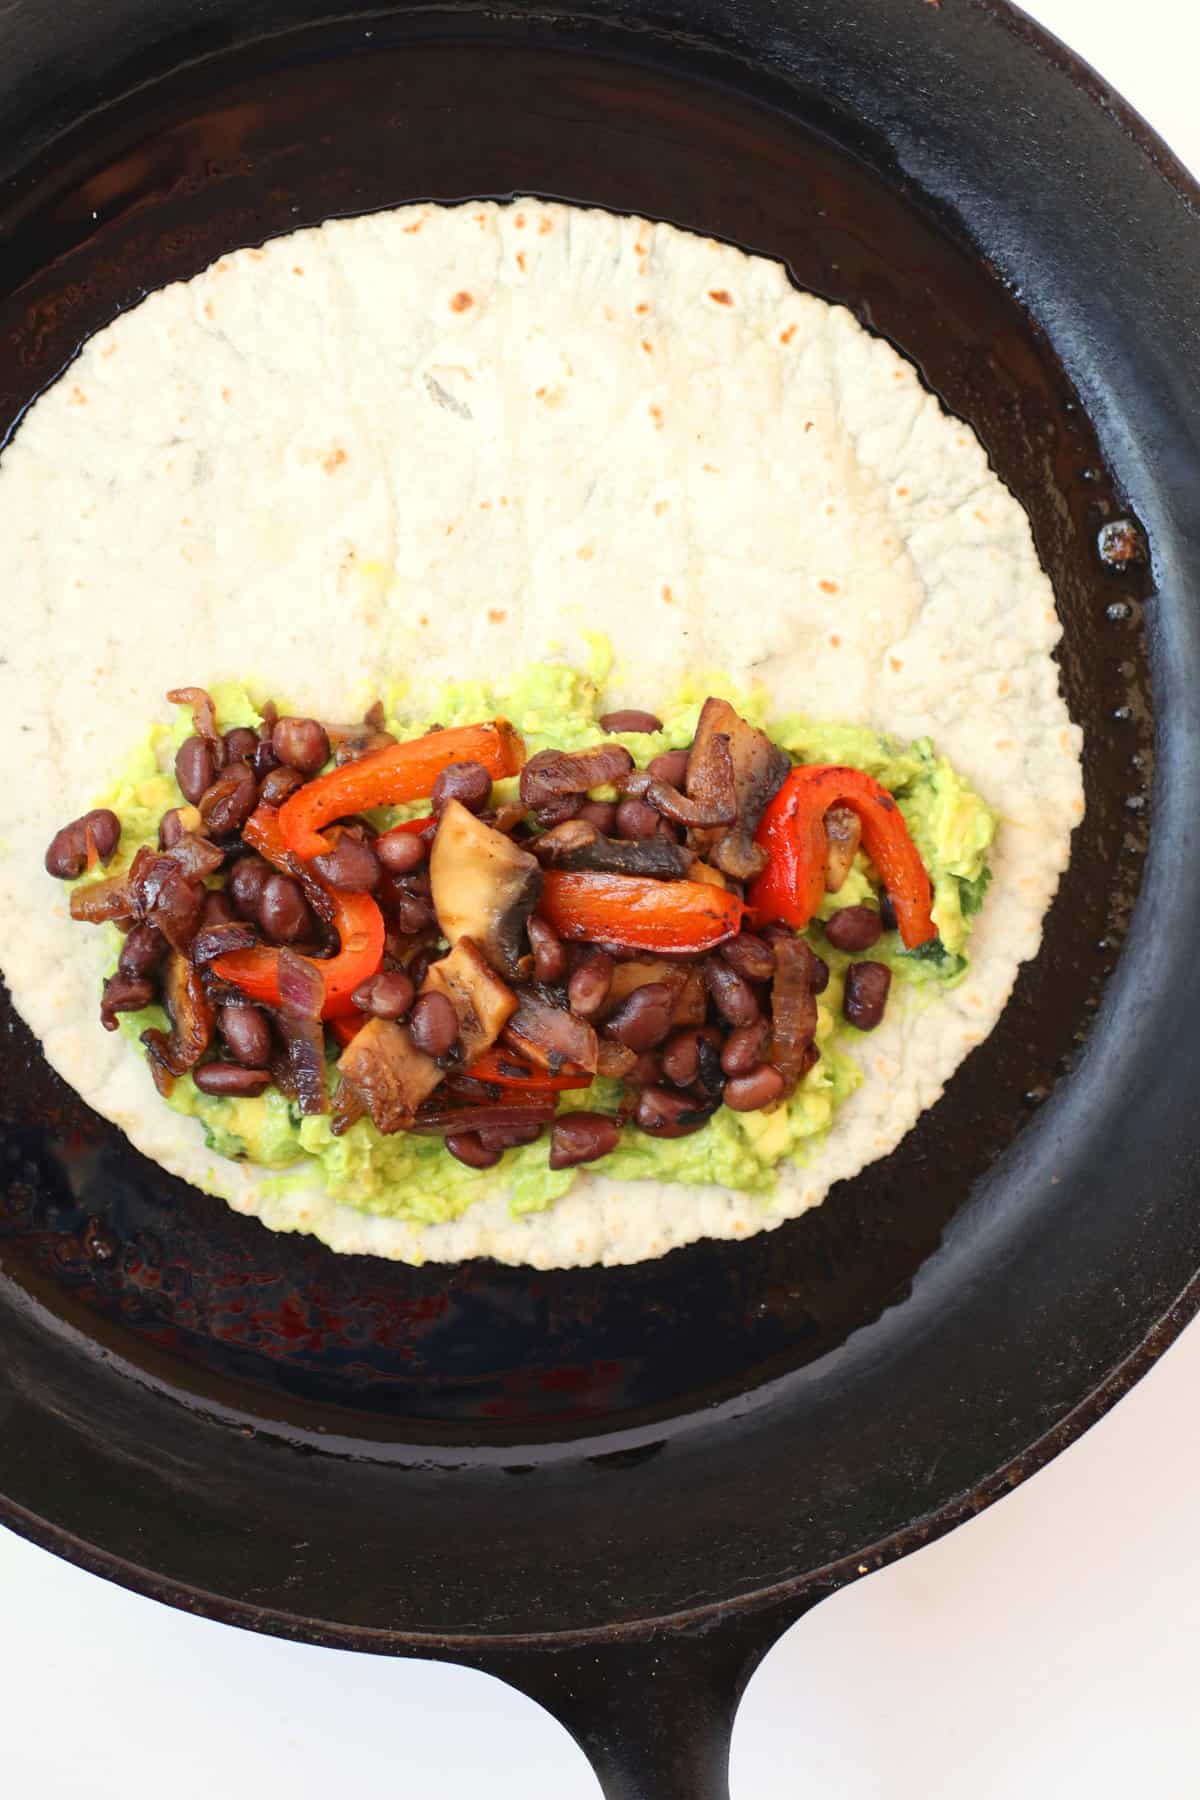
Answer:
[478,1602,806,1799]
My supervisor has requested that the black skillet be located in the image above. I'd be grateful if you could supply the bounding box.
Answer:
[0,1,1196,1793]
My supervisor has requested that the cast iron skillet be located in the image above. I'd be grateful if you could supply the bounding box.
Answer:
[0,1,1196,1793]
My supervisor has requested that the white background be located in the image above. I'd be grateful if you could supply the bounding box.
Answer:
[2,2,1197,1794]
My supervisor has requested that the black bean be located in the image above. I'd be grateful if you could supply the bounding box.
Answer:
[603,982,676,1051]
[272,716,330,775]
[351,970,415,1020]
[201,889,238,928]
[720,933,776,983]
[253,737,281,781]
[388,888,436,935]
[223,726,259,764]
[118,923,167,980]
[375,828,428,875]
[199,761,257,836]
[99,972,155,1030]
[577,800,619,834]
[879,892,898,933]
[313,832,380,893]
[193,1062,272,1097]
[634,1086,714,1139]
[722,1021,768,1077]
[824,905,883,953]
[533,795,583,829]
[228,856,271,920]
[259,765,305,807]
[810,952,830,996]
[629,1050,664,1086]
[661,1026,722,1089]
[614,798,661,841]
[219,1004,273,1067]
[704,959,760,1027]
[549,1112,621,1169]
[176,736,216,804]
[568,950,614,1018]
[431,760,493,814]
[528,917,568,985]
[44,808,122,879]
[409,991,459,1058]
[445,1131,502,1170]
[599,710,663,735]
[259,873,314,944]
[843,961,891,1031]
[476,1123,546,1153]
[646,749,690,787]
[723,1064,786,1111]
[158,808,188,850]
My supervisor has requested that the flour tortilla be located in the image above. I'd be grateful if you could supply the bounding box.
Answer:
[0,198,1083,1267]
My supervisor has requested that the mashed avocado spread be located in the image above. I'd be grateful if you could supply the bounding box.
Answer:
[95,654,995,1226]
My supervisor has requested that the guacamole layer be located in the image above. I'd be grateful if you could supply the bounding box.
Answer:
[97,655,995,1227]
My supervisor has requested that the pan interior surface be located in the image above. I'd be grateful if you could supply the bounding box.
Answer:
[0,3,1188,1644]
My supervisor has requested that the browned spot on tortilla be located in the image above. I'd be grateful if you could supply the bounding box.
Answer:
[641,339,654,355]
[997,674,1011,695]
[638,260,648,276]
[515,212,527,229]
[535,386,546,399]
[292,266,304,276]
[247,248,265,262]
[539,216,553,235]
[221,387,232,403]
[577,544,595,561]
[896,485,909,497]
[68,386,87,406]
[635,239,648,256]
[479,500,491,510]
[215,260,231,275]
[488,608,507,624]
[804,421,814,433]
[419,614,429,627]
[709,289,733,306]
[403,219,424,234]
[974,509,988,524]
[889,656,903,673]
[829,634,841,648]
[893,367,905,380]
[661,584,674,603]
[825,504,836,517]
[702,462,718,473]
[516,251,527,272]
[203,300,215,320]
[323,447,348,473]
[474,212,486,225]
[450,291,474,313]
[536,384,565,408]
[819,579,839,595]
[445,523,456,535]
[653,500,669,517]
[636,302,650,315]
[499,496,509,507]
[649,404,664,430]
[100,343,118,358]
[779,324,796,344]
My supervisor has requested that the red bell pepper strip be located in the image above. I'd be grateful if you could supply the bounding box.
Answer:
[537,870,743,953]
[463,1045,593,1091]
[212,805,385,1017]
[748,766,936,949]
[279,720,525,860]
